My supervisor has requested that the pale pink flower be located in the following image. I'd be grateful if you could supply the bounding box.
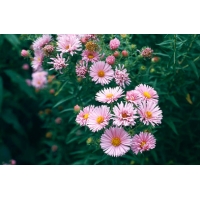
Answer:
[32,34,52,50]
[48,53,68,73]
[89,61,114,85]
[31,49,44,71]
[137,101,163,126]
[100,127,132,157]
[140,47,153,58]
[109,38,120,50]
[10,159,16,165]
[76,61,88,78]
[21,49,29,57]
[106,55,115,65]
[82,50,100,63]
[126,90,141,105]
[114,64,131,88]
[87,105,111,132]
[95,87,124,104]
[22,63,29,70]
[76,105,95,126]
[31,71,48,89]
[131,132,156,154]
[112,102,138,126]
[135,84,159,104]
[57,34,82,56]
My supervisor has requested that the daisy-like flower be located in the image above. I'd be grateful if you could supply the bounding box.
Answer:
[135,84,159,104]
[87,105,111,132]
[95,87,124,104]
[57,34,82,56]
[31,49,44,71]
[131,132,156,154]
[112,102,138,126]
[138,101,163,126]
[31,71,48,89]
[48,53,68,73]
[76,61,88,78]
[126,90,141,105]
[82,50,100,63]
[75,105,95,126]
[100,127,132,157]
[32,34,52,50]
[114,64,131,88]
[89,61,114,85]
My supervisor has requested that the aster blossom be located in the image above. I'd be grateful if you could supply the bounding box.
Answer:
[140,47,153,58]
[138,101,163,126]
[32,34,52,50]
[89,61,114,85]
[31,49,44,71]
[131,132,156,154]
[112,102,138,126]
[109,38,120,50]
[95,87,124,104]
[75,60,88,78]
[126,90,141,105]
[81,50,100,63]
[100,127,132,157]
[31,71,48,89]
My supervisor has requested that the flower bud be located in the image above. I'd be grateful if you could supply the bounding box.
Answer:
[122,50,128,57]
[106,55,115,65]
[21,49,29,57]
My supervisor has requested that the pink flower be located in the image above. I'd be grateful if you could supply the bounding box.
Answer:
[87,105,111,132]
[140,47,153,58]
[109,38,120,50]
[89,61,114,85]
[31,49,44,71]
[74,105,81,112]
[114,64,131,88]
[76,105,95,126]
[21,49,29,57]
[31,71,48,89]
[100,127,132,157]
[43,45,54,54]
[138,101,163,126]
[22,63,29,70]
[76,61,88,78]
[95,87,124,104]
[32,34,52,50]
[135,84,159,104]
[126,90,141,105]
[112,102,138,126]
[48,53,68,73]
[57,34,82,56]
[131,132,156,154]
[10,159,16,165]
[106,55,115,65]
[82,50,100,63]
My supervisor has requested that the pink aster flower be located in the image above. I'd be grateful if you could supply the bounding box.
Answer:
[81,50,100,63]
[57,34,82,56]
[126,90,141,105]
[22,63,29,70]
[31,50,44,71]
[48,53,69,73]
[87,105,111,132]
[138,101,163,126]
[140,47,153,58]
[76,60,88,78]
[106,55,115,65]
[100,127,132,157]
[135,84,159,104]
[112,102,138,126]
[95,87,124,104]
[89,61,114,85]
[76,105,95,126]
[31,71,48,89]
[32,34,52,50]
[109,38,120,50]
[114,64,131,88]
[131,132,156,154]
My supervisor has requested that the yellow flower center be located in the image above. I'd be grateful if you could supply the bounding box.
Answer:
[143,91,151,98]
[83,113,89,119]
[96,116,104,124]
[37,57,41,61]
[122,112,128,118]
[66,45,69,50]
[111,137,121,147]
[88,54,94,59]
[106,93,113,98]
[140,141,146,148]
[98,70,105,77]
[85,41,98,52]
[131,97,135,101]
[146,111,152,118]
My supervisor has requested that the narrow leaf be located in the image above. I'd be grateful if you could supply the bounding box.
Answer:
[53,94,76,108]
[164,118,178,135]
[188,60,199,78]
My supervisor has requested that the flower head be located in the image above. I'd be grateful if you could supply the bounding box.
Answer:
[89,61,114,85]
[21,49,29,57]
[82,50,100,63]
[106,55,115,65]
[109,38,120,50]
[140,47,153,58]
[76,61,88,78]
[32,34,52,50]
[31,71,48,89]
[100,127,132,157]
[131,132,156,154]
[31,49,44,71]
[85,41,98,52]
[126,90,141,105]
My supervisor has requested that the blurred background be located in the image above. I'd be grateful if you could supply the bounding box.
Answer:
[0,34,200,165]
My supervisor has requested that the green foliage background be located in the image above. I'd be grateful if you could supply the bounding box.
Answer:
[0,34,200,165]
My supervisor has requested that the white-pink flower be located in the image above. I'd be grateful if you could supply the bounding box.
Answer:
[114,64,131,88]
[95,87,124,104]
[31,49,44,71]
[76,61,88,78]
[135,84,159,104]
[112,102,138,126]
[100,127,132,157]
[89,61,114,85]
[138,101,163,126]
[32,34,52,50]
[31,71,48,89]
[82,50,100,63]
[87,105,111,132]
[126,90,141,105]
[109,38,120,50]
[131,132,156,154]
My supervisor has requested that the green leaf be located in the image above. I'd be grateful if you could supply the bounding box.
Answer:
[4,34,20,49]
[166,95,180,108]
[188,60,199,79]
[0,76,3,112]
[0,35,4,46]
[164,118,178,135]
[153,53,170,58]
[59,108,74,114]
[53,94,77,108]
